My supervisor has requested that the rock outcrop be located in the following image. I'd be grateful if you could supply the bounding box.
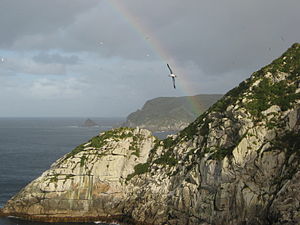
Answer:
[2,43,300,225]
[83,118,98,127]
[2,127,156,222]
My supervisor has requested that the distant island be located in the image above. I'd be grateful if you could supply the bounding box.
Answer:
[82,118,98,127]
[123,94,222,131]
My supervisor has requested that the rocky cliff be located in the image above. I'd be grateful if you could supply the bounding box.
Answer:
[123,94,222,131]
[2,43,300,225]
[1,127,156,222]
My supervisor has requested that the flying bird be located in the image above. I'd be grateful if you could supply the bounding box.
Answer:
[167,64,177,89]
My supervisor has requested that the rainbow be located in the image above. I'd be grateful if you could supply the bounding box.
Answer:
[108,0,206,116]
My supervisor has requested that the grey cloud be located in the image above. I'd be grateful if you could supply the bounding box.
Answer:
[32,52,80,65]
[0,0,299,117]
[0,57,66,75]
[6,0,298,76]
[0,0,99,47]
[126,0,300,74]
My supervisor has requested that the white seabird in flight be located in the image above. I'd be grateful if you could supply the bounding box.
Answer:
[167,64,177,89]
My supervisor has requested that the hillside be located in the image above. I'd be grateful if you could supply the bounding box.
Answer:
[123,94,222,131]
[1,43,300,225]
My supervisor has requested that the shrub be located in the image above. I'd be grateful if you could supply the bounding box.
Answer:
[126,162,150,181]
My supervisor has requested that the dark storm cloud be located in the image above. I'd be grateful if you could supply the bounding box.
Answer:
[2,0,299,76]
[0,0,99,47]
[119,0,300,74]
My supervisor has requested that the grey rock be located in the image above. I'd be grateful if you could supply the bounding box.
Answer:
[2,43,300,225]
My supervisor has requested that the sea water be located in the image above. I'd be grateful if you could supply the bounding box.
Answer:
[0,117,124,225]
[0,118,174,225]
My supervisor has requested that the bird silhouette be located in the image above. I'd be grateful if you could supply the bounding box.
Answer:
[167,64,177,89]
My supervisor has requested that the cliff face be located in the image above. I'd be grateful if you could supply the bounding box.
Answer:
[123,94,222,131]
[2,43,300,225]
[122,43,300,225]
[2,128,156,222]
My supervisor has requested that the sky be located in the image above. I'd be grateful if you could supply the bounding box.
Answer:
[0,0,299,117]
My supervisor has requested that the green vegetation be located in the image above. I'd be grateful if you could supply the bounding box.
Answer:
[153,151,178,166]
[262,43,300,76]
[63,174,75,184]
[126,162,150,181]
[179,112,208,141]
[127,44,300,182]
[130,146,140,157]
[129,135,142,157]
[65,144,85,159]
[269,131,300,158]
[126,140,178,181]
[179,120,198,140]
[64,127,135,160]
[54,45,300,186]
[65,174,75,179]
[244,78,300,118]
[210,79,251,113]
[243,43,300,118]
[49,174,76,185]
[90,127,134,148]
[203,43,300,121]
[124,94,222,131]
[148,138,178,168]
[80,155,87,167]
[162,137,174,148]
[49,174,59,183]
[268,131,300,186]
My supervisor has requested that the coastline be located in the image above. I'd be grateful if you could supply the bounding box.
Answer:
[0,210,142,225]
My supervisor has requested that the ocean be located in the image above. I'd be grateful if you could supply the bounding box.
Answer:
[0,118,174,225]
[0,117,124,225]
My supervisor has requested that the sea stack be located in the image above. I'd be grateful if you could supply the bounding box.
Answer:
[83,118,98,127]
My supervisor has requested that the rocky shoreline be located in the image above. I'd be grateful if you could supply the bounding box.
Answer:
[0,211,136,224]
[1,44,300,225]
